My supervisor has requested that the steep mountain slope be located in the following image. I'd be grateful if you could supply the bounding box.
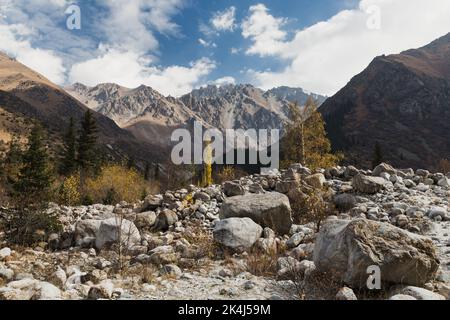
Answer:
[66,83,197,127]
[320,33,450,169]
[0,52,165,163]
[180,84,290,131]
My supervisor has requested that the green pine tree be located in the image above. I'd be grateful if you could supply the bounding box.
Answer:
[78,110,98,178]
[144,161,150,181]
[3,136,23,184]
[14,124,53,204]
[372,142,383,169]
[60,117,78,176]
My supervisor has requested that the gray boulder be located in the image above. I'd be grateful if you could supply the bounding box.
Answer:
[74,220,102,247]
[154,209,178,231]
[314,219,439,288]
[134,211,157,229]
[95,218,141,250]
[219,193,293,234]
[142,195,163,211]
[390,286,445,300]
[223,181,245,197]
[353,174,386,194]
[213,218,263,250]
[372,163,396,177]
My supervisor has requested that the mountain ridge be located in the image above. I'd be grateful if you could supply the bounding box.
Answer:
[320,32,450,169]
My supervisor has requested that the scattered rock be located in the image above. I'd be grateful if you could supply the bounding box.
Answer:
[88,280,114,300]
[336,287,358,300]
[223,181,245,197]
[154,209,178,231]
[219,193,293,234]
[305,173,326,189]
[134,211,157,229]
[213,218,263,250]
[372,163,396,177]
[95,218,141,250]
[353,174,386,194]
[391,286,445,300]
[0,247,11,260]
[314,219,439,288]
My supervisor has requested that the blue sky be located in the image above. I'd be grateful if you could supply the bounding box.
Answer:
[1,0,450,97]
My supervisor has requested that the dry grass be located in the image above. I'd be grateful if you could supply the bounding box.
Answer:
[183,222,218,261]
[245,244,286,277]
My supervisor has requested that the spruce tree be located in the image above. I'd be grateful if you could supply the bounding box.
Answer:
[4,136,23,183]
[60,117,78,176]
[144,162,150,181]
[372,142,383,169]
[14,124,53,204]
[78,110,98,176]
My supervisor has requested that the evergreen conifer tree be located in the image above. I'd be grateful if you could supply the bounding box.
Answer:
[60,117,78,176]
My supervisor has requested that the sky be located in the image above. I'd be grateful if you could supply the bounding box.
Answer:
[1,0,450,97]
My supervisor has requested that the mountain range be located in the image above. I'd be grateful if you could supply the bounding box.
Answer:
[0,52,165,163]
[2,32,450,170]
[65,83,326,147]
[320,32,450,169]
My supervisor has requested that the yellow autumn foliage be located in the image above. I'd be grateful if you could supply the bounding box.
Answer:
[85,165,148,204]
[58,174,81,206]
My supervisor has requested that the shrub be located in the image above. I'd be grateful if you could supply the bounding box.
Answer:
[291,187,336,232]
[437,158,450,174]
[4,206,62,246]
[245,246,280,277]
[85,165,148,204]
[58,174,81,206]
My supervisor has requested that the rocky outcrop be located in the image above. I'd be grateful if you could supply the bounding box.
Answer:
[314,219,440,288]
[219,193,293,235]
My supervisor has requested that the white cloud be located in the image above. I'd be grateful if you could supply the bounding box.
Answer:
[230,47,240,55]
[0,24,66,84]
[69,49,216,97]
[198,38,217,48]
[0,0,218,96]
[212,76,236,86]
[241,4,287,57]
[99,0,185,54]
[211,6,236,32]
[247,0,450,95]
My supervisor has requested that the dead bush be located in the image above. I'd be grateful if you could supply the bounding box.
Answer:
[290,187,336,232]
[245,245,285,277]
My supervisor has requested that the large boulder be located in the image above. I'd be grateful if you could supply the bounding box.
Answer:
[95,218,141,250]
[74,220,102,247]
[142,195,163,211]
[305,173,326,189]
[372,163,396,177]
[353,174,386,194]
[219,193,293,234]
[314,219,439,288]
[222,181,245,197]
[213,218,263,250]
[154,209,178,231]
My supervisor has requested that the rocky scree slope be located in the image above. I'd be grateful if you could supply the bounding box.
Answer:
[0,162,449,300]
